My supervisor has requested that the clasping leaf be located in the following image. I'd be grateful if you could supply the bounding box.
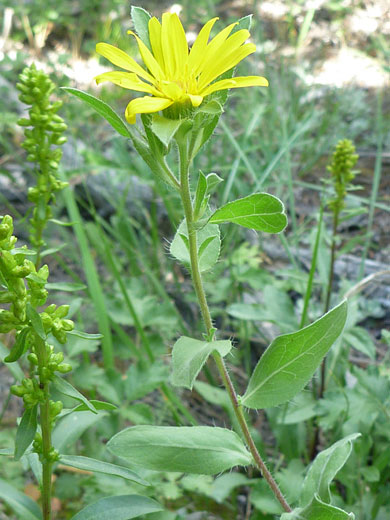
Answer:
[172,336,232,389]
[170,220,220,272]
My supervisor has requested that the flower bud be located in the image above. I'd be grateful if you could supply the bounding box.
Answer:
[10,384,25,397]
[27,353,39,365]
[57,363,72,373]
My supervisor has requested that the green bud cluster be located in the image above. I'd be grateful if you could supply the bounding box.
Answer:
[2,215,74,458]
[16,64,68,249]
[10,377,45,408]
[40,304,74,344]
[33,431,60,463]
[26,343,72,380]
[327,139,359,215]
[0,216,48,328]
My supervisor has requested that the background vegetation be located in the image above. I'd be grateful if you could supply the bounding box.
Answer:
[0,0,389,519]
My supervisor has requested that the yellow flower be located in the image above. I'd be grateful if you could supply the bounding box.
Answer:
[95,13,268,124]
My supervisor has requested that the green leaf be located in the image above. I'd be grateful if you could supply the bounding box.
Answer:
[45,282,87,292]
[131,6,152,50]
[40,244,66,257]
[128,128,178,189]
[281,495,355,519]
[72,399,117,412]
[209,193,287,233]
[0,477,42,520]
[360,465,380,483]
[67,330,103,340]
[48,218,78,227]
[52,375,97,414]
[210,473,252,503]
[71,494,163,520]
[108,425,252,474]
[62,88,131,138]
[235,14,252,32]
[344,326,376,359]
[198,235,218,260]
[242,301,348,409]
[276,391,318,425]
[52,410,107,452]
[25,452,42,486]
[205,172,223,194]
[4,327,30,363]
[170,220,220,272]
[60,455,149,486]
[10,248,36,256]
[194,171,208,219]
[0,448,13,455]
[198,100,223,115]
[151,115,182,147]
[26,304,46,339]
[14,405,38,461]
[172,336,232,389]
[0,341,24,381]
[26,273,47,284]
[300,433,361,506]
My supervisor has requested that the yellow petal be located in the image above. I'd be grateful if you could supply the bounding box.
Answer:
[125,96,173,124]
[159,81,185,101]
[198,43,256,89]
[161,13,188,78]
[200,76,269,97]
[198,30,251,86]
[188,17,219,75]
[168,13,189,76]
[196,22,237,76]
[187,94,203,107]
[127,31,164,81]
[161,13,175,78]
[96,42,154,83]
[94,71,160,95]
[148,17,165,72]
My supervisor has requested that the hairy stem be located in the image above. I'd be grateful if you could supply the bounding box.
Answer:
[177,138,291,513]
[35,337,52,520]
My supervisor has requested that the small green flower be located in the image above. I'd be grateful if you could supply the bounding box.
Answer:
[327,139,359,215]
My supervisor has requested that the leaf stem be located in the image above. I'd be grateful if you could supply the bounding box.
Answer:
[177,137,291,513]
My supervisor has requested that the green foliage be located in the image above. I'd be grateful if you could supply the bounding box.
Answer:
[62,88,130,138]
[172,336,232,389]
[242,301,348,409]
[300,433,361,506]
[0,477,42,520]
[209,193,288,233]
[130,6,152,51]
[170,220,221,272]
[14,405,38,460]
[108,426,252,474]
[59,455,149,486]
[71,495,163,520]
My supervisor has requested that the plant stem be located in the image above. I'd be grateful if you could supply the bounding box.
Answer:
[320,211,339,399]
[177,138,292,513]
[35,336,52,520]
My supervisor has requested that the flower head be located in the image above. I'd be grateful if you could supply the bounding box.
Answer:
[95,13,268,123]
